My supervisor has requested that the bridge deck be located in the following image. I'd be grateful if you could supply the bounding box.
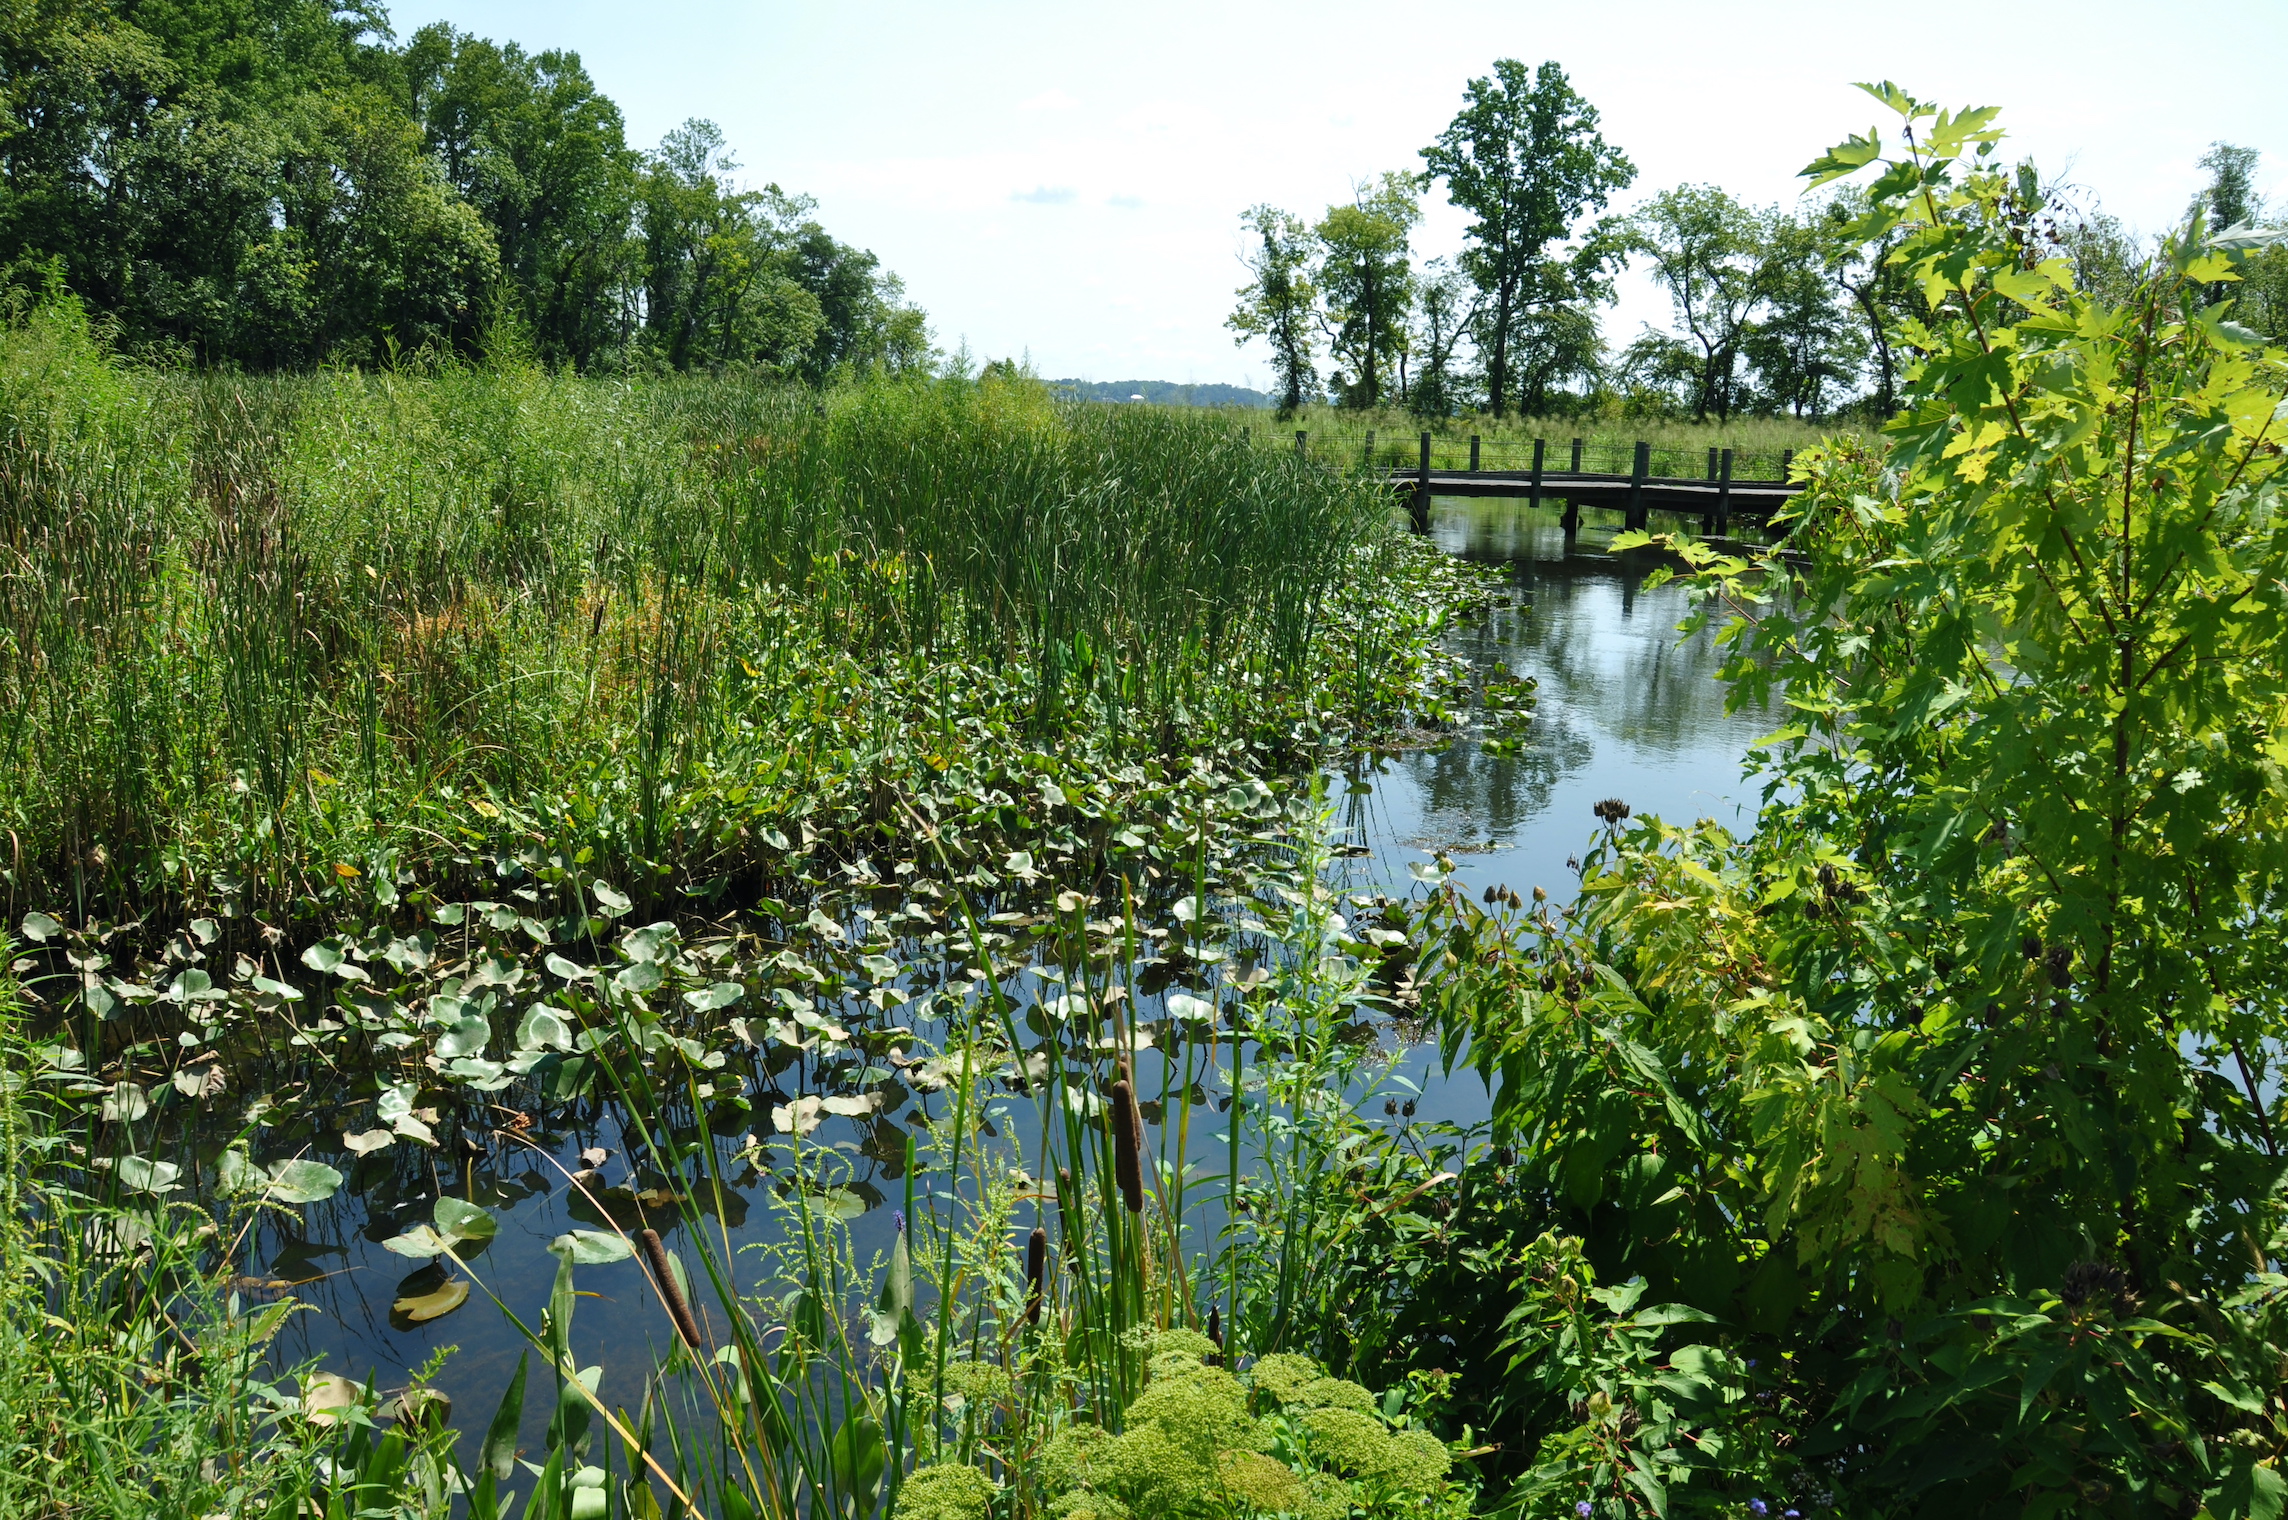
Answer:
[1383,467,1802,523]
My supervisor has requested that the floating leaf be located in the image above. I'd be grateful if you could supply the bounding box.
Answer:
[375,1083,416,1123]
[1166,993,1217,1023]
[302,1372,363,1424]
[384,1224,451,1258]
[343,1128,394,1155]
[773,1096,826,1136]
[100,1083,150,1123]
[819,1094,877,1118]
[684,981,744,1012]
[549,1230,635,1265]
[114,1155,181,1194]
[266,1159,343,1204]
[814,1188,867,1221]
[393,1279,470,1323]
[517,1005,575,1052]
[250,975,303,1001]
[436,1016,491,1060]
[434,1196,497,1245]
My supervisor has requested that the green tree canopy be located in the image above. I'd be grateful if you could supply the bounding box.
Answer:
[1419,58,1632,418]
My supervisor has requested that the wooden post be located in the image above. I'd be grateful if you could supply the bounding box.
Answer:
[1365,429,1376,464]
[1295,430,1307,457]
[1707,446,1719,480]
[1570,437,1583,473]
[1528,437,1545,513]
[1626,440,1650,531]
[1715,448,1734,534]
[1411,431,1431,533]
[1781,448,1794,481]
[1469,434,1481,472]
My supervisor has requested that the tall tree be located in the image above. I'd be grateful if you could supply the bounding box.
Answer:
[1819,186,1916,415]
[1419,59,1632,418]
[1742,210,1862,418]
[1625,184,1768,422]
[399,24,637,367]
[1227,203,1316,418]
[1406,256,1474,417]
[1314,172,1417,409]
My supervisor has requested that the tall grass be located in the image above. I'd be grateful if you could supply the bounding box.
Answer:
[0,303,1412,924]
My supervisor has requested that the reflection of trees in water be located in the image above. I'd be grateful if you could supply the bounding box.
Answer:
[1442,515,1774,757]
[1354,498,1780,850]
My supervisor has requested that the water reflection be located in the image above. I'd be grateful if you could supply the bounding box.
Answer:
[1338,498,1774,906]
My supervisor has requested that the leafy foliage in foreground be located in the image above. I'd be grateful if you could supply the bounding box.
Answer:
[1368,87,2288,1517]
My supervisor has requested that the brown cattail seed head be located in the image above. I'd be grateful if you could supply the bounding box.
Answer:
[640,1227,704,1350]
[1110,1079,1144,1214]
[1025,1226,1047,1325]
[1207,1305,1222,1347]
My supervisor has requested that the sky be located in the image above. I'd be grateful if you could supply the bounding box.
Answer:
[388,0,2287,391]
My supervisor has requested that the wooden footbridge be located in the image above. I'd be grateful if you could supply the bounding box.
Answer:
[1320,429,1803,535]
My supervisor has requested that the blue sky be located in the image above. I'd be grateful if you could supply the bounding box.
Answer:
[389,0,2287,388]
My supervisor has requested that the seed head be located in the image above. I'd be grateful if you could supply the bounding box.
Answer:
[1110,1079,1145,1213]
[1024,1225,1047,1325]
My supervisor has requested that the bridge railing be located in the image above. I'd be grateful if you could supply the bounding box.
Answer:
[1265,429,1796,482]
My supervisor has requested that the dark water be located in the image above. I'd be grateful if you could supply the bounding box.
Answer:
[260,497,1774,1447]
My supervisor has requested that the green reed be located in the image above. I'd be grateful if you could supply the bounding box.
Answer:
[0,303,1408,926]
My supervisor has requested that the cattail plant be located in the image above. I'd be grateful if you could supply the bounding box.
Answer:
[641,1226,705,1350]
[1110,1079,1144,1214]
[1024,1225,1047,1325]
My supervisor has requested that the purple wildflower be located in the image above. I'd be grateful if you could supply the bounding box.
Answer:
[1749,1503,1768,1519]
[1575,1505,1593,1519]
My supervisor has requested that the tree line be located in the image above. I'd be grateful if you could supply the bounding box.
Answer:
[0,0,933,373]
[1231,59,2287,423]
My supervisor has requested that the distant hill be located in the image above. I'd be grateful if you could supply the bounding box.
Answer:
[1050,378,1273,409]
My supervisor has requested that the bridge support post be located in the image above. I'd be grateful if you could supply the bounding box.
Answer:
[1527,437,1544,514]
[1469,434,1481,472]
[1410,431,1431,533]
[1714,448,1733,534]
[1781,448,1795,480]
[1626,441,1650,532]
[1707,447,1719,480]
[1570,437,1583,472]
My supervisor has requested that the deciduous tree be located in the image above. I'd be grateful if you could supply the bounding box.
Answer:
[1420,59,1632,418]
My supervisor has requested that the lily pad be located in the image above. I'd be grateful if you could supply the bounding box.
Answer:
[436,1016,491,1060]
[266,1158,344,1204]
[343,1128,395,1155]
[433,1196,497,1245]
[392,1279,470,1323]
[549,1229,635,1265]
[302,1372,363,1424]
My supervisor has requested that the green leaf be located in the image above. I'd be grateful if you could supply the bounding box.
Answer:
[436,1015,491,1060]
[266,1158,343,1204]
[516,1006,575,1052]
[384,1224,451,1258]
[482,1354,528,1481]
[434,1196,498,1245]
[549,1230,634,1265]
[393,1280,470,1323]
[590,881,632,918]
[18,911,60,943]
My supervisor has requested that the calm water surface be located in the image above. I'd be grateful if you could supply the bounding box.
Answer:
[263,497,1775,1447]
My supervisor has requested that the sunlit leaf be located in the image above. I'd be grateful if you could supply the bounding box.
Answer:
[393,1279,470,1322]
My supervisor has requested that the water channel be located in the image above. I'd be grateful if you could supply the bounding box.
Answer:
[256,497,1778,1448]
